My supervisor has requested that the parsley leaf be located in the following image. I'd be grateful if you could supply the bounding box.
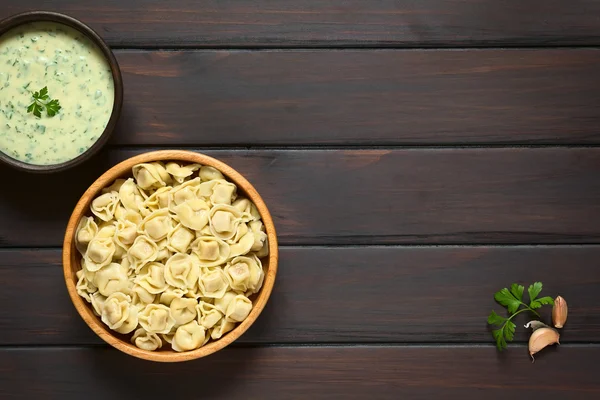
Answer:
[45,99,61,117]
[510,283,524,302]
[531,296,554,309]
[487,310,506,325]
[490,321,516,351]
[494,288,522,314]
[492,328,507,351]
[27,86,61,118]
[488,281,554,351]
[528,282,543,303]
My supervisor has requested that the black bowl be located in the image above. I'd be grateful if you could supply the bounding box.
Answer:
[0,11,123,173]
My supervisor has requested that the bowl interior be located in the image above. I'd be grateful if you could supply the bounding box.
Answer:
[63,150,278,362]
[0,11,123,173]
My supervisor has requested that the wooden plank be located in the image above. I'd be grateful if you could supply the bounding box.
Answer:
[2,148,600,247]
[105,49,600,146]
[0,346,598,399]
[4,2,600,47]
[1,247,599,345]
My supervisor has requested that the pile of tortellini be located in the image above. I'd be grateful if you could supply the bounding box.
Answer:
[74,161,268,352]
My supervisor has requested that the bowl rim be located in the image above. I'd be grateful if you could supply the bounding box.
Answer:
[62,150,279,362]
[0,11,124,173]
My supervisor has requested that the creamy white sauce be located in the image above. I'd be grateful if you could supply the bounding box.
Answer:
[0,22,114,165]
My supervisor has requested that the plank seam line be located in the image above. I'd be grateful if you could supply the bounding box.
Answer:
[107,144,600,151]
[110,45,600,51]
[4,243,600,252]
[2,343,600,350]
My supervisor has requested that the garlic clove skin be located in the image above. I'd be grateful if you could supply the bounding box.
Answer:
[524,320,549,331]
[529,327,560,362]
[552,295,568,329]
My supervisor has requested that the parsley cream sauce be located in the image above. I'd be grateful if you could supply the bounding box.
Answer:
[0,22,114,165]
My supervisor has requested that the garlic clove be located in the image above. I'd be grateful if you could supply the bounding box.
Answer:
[529,327,560,362]
[552,295,568,329]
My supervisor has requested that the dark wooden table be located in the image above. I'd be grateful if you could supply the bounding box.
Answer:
[2,2,600,399]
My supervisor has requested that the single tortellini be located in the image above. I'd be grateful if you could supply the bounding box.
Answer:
[156,248,172,263]
[133,162,172,190]
[96,222,117,239]
[159,287,186,306]
[214,290,237,314]
[256,237,269,258]
[231,221,249,242]
[75,217,98,255]
[164,253,200,290]
[135,262,168,294]
[196,301,223,330]
[170,178,202,209]
[160,329,176,345]
[103,178,126,193]
[166,162,201,184]
[90,292,107,317]
[224,260,251,293]
[225,294,253,322]
[167,223,195,253]
[170,297,198,326]
[114,304,140,334]
[80,259,97,282]
[138,304,176,334]
[228,230,255,259]
[172,321,206,352]
[127,235,159,272]
[199,166,224,181]
[91,191,119,222]
[95,263,130,296]
[199,267,229,299]
[84,237,116,272]
[209,205,242,241]
[119,178,145,212]
[132,284,156,305]
[232,197,261,222]
[191,236,230,267]
[139,209,173,242]
[115,219,138,249]
[210,318,235,340]
[227,255,264,295]
[101,292,131,330]
[198,179,237,206]
[76,269,97,302]
[173,198,210,231]
[248,220,268,252]
[132,328,162,351]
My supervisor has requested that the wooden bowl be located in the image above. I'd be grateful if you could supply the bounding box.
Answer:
[0,11,123,173]
[63,150,278,362]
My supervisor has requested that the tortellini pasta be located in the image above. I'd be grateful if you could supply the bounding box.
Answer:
[75,161,269,352]
[132,328,162,351]
[90,192,119,222]
[172,321,206,352]
[164,253,200,290]
[138,304,176,334]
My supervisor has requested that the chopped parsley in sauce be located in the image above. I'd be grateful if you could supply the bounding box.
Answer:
[0,22,114,165]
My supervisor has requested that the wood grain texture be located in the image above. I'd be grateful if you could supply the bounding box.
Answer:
[0,346,598,399]
[62,150,279,362]
[2,247,599,345]
[3,1,600,47]
[108,49,600,146]
[2,148,600,247]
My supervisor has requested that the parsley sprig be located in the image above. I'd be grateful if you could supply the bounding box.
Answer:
[27,86,61,118]
[487,282,554,351]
